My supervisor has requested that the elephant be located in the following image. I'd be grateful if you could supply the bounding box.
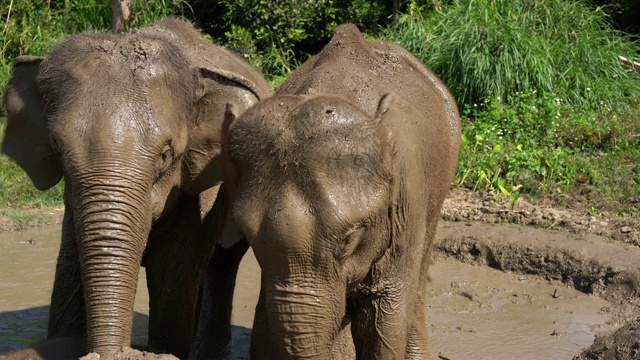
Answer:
[1,18,272,358]
[218,24,461,359]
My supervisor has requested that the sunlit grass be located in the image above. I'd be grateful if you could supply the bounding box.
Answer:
[380,0,640,110]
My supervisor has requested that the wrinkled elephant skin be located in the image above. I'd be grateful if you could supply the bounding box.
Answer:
[222,24,461,359]
[1,18,271,359]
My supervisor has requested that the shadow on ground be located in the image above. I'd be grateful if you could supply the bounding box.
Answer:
[0,306,150,355]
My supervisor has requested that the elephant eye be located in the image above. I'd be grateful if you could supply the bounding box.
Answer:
[161,147,174,162]
[336,225,366,260]
[154,143,175,184]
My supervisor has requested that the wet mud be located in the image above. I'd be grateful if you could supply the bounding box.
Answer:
[2,221,638,359]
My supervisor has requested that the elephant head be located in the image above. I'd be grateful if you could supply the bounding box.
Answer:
[2,18,271,355]
[222,95,399,358]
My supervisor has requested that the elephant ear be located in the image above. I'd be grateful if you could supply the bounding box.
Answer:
[220,102,240,190]
[373,93,406,250]
[2,56,63,190]
[373,93,397,180]
[182,67,262,196]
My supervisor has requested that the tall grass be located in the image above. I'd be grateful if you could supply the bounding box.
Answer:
[381,0,640,110]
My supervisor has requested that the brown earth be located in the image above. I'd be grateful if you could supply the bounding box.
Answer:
[441,188,640,247]
[80,348,179,360]
[0,207,64,233]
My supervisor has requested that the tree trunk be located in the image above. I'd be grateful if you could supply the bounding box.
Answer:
[111,0,130,33]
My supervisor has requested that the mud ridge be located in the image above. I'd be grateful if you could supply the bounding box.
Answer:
[434,221,640,358]
[573,316,640,360]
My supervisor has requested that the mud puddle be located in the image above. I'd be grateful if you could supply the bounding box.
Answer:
[0,226,617,359]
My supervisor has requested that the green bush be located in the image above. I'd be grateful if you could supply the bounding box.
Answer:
[380,0,640,110]
[456,91,640,213]
[190,0,391,82]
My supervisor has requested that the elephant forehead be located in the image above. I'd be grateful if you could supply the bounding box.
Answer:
[231,96,381,165]
[93,37,166,80]
[313,169,389,225]
[43,32,190,90]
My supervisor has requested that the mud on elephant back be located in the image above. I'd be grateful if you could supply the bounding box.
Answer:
[1,18,272,359]
[211,23,461,359]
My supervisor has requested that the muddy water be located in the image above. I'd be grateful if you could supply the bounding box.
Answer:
[0,226,616,359]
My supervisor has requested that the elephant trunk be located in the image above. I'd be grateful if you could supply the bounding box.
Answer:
[264,279,345,359]
[73,180,152,354]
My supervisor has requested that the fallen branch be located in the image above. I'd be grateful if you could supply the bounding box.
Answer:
[618,55,640,72]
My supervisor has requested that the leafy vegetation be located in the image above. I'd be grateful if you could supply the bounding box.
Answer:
[0,0,639,221]
[456,92,640,213]
[189,0,392,83]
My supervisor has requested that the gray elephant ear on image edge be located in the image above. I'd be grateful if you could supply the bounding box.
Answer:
[2,55,63,191]
[375,93,393,119]
[181,68,260,196]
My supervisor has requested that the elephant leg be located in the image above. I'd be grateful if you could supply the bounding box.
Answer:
[146,198,216,359]
[249,280,272,360]
[405,291,431,360]
[48,208,86,339]
[332,318,356,360]
[190,239,249,359]
[405,222,438,359]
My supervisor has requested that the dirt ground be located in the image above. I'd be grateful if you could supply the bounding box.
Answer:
[441,188,640,247]
[1,188,639,359]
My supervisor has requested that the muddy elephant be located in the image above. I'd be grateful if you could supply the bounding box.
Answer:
[218,24,460,359]
[1,18,271,358]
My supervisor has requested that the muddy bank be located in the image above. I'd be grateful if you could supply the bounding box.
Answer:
[0,207,64,233]
[435,222,640,306]
[442,188,640,247]
[573,316,640,360]
[434,220,640,358]
[1,337,178,360]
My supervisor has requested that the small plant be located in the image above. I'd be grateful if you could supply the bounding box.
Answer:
[497,178,522,210]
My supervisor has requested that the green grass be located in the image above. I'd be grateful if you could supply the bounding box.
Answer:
[455,93,640,214]
[380,0,640,110]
